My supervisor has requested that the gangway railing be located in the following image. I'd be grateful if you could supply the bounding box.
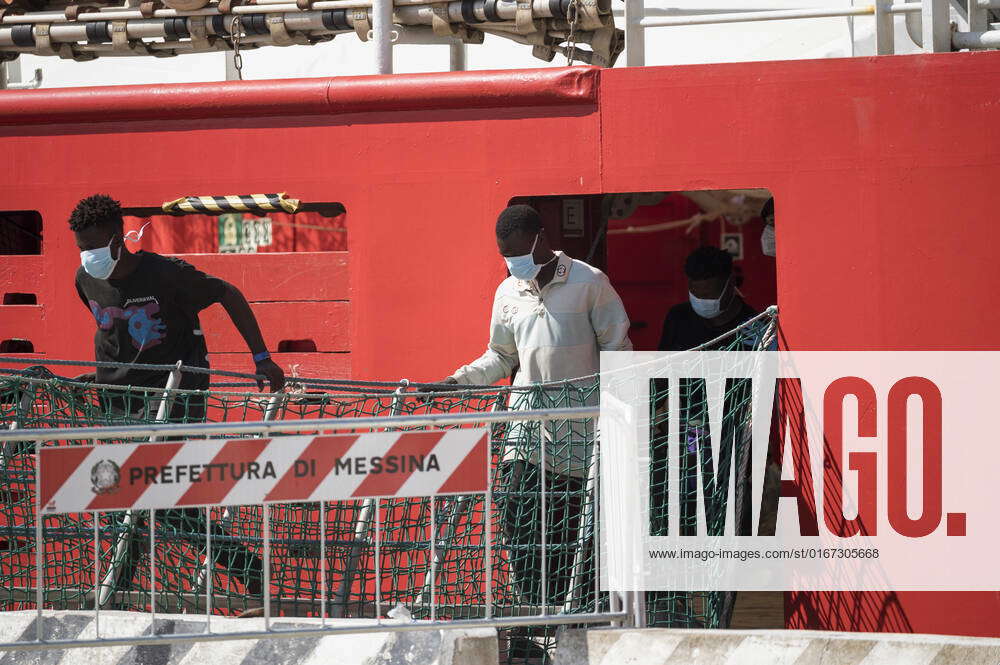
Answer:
[0,310,774,654]
[0,405,632,653]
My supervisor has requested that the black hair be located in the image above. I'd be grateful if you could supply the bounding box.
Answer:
[684,246,733,281]
[69,194,124,232]
[760,197,775,221]
[496,204,543,240]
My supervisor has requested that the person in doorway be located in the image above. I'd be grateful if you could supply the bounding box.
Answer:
[651,246,760,627]
[760,197,776,258]
[657,245,759,352]
[433,204,632,661]
[71,193,284,602]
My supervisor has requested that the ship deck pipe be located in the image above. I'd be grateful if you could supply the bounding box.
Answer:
[952,28,1000,47]
[638,4,875,27]
[392,24,459,42]
[0,18,342,44]
[0,0,613,56]
[1,0,600,24]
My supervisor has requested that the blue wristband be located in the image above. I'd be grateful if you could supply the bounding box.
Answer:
[253,351,271,364]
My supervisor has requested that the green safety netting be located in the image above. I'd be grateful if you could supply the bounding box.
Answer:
[0,308,776,664]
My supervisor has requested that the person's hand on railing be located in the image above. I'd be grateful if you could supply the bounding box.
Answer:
[255,359,286,393]
[417,376,462,403]
[72,371,97,383]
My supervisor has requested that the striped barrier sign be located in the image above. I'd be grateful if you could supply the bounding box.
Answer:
[38,429,489,514]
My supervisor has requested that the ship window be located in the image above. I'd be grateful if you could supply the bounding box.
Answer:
[0,339,34,353]
[3,293,37,305]
[277,339,318,353]
[121,202,346,254]
[0,211,43,255]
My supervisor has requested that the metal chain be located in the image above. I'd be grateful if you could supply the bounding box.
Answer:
[566,0,580,65]
[230,15,243,80]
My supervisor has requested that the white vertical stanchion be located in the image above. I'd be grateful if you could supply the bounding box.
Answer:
[922,0,951,51]
[150,509,156,626]
[624,0,645,65]
[374,498,381,623]
[539,417,548,617]
[93,515,100,637]
[484,432,493,621]
[429,498,436,621]
[320,502,327,627]
[632,590,645,628]
[594,444,600,615]
[372,0,393,73]
[205,507,212,632]
[35,438,43,642]
[263,504,271,631]
[874,0,896,54]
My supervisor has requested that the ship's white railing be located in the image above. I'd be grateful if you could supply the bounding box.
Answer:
[623,0,998,65]
[0,405,634,653]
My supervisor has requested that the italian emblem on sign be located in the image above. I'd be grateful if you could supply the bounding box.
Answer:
[91,460,121,495]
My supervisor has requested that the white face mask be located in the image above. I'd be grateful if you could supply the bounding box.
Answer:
[504,234,554,282]
[689,277,731,319]
[79,222,151,280]
[761,225,776,257]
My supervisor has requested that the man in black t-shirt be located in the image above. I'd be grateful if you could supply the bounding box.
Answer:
[71,194,284,604]
[657,246,759,352]
[72,194,284,399]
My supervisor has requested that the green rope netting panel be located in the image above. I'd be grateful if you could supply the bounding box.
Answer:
[0,310,775,664]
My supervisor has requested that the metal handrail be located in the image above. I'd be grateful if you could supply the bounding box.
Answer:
[4,406,601,443]
[10,401,628,654]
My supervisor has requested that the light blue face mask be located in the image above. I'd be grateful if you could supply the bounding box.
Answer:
[80,222,150,280]
[761,224,776,257]
[689,277,731,319]
[504,234,543,281]
[81,239,120,280]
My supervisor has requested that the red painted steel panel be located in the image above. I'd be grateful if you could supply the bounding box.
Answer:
[0,68,598,126]
[0,256,45,297]
[0,306,46,348]
[198,301,349,353]
[0,67,600,386]
[171,252,349,302]
[600,51,1000,637]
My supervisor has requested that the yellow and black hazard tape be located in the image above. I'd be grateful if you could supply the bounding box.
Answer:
[161,193,301,215]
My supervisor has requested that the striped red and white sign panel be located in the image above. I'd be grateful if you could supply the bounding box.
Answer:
[38,429,489,514]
